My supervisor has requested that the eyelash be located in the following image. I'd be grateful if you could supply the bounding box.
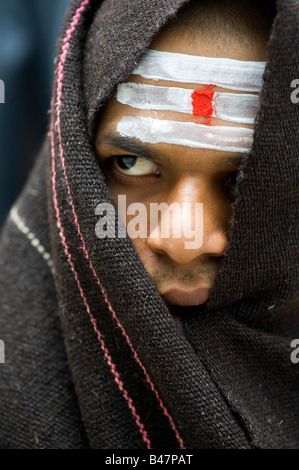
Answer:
[102,155,161,186]
[111,155,160,175]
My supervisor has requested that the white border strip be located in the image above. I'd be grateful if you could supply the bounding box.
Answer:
[117,117,253,153]
[117,82,260,124]
[10,207,54,274]
[132,49,266,92]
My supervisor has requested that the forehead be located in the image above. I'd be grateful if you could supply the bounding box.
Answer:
[96,29,267,159]
[150,24,268,61]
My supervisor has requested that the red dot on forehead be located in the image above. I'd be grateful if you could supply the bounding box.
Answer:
[191,88,215,118]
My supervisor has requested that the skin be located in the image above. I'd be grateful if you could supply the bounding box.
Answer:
[95,26,267,320]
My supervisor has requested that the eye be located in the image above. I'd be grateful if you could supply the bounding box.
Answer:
[114,155,159,176]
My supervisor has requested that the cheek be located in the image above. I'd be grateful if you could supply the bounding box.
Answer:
[120,200,157,264]
[113,196,154,248]
[132,238,149,255]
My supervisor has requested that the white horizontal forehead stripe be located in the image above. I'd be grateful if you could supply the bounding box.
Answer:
[132,49,266,92]
[117,82,260,124]
[117,117,254,153]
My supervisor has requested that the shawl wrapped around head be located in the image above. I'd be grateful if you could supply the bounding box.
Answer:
[0,0,298,449]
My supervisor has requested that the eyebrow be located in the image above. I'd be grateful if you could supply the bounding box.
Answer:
[96,133,166,161]
[96,132,245,168]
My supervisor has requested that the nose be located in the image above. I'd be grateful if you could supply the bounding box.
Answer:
[147,178,229,264]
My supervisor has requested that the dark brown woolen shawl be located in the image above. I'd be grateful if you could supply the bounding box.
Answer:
[0,0,298,449]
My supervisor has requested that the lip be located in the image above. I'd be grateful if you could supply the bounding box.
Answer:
[161,286,212,306]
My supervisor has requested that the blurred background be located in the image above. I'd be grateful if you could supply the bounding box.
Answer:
[0,0,70,228]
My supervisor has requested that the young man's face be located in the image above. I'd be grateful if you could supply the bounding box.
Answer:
[95,27,267,317]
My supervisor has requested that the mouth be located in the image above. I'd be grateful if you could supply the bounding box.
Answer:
[161,285,212,307]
